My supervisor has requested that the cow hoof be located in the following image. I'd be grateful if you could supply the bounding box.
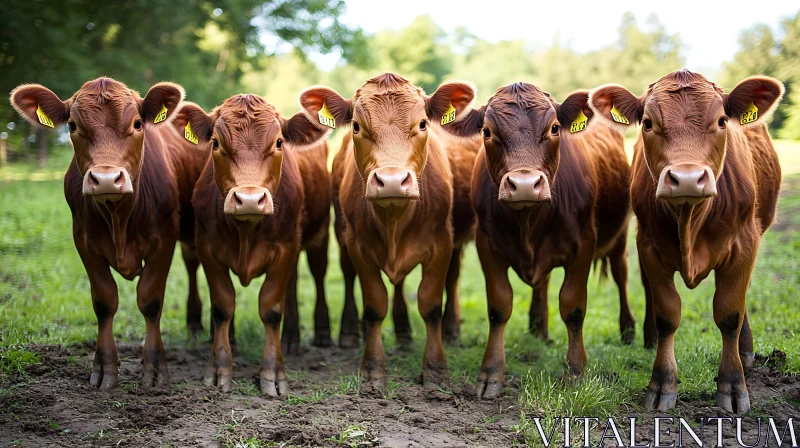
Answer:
[339,333,360,349]
[360,376,386,396]
[643,387,677,411]
[740,351,755,375]
[443,325,460,344]
[476,379,503,400]
[90,370,119,390]
[620,325,636,345]
[260,378,288,398]
[312,333,333,348]
[716,390,750,414]
[203,368,233,393]
[141,368,169,389]
[281,338,301,356]
[395,332,412,349]
[187,321,204,337]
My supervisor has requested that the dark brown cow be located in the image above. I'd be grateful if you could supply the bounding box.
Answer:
[589,70,784,413]
[299,73,480,391]
[440,82,633,399]
[10,77,209,389]
[175,95,328,397]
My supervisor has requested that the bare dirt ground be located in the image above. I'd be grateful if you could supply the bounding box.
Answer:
[1,344,798,447]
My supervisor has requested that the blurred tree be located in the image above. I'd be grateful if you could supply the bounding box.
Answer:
[776,12,800,139]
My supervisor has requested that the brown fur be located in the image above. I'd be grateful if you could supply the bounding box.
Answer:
[178,94,329,397]
[440,82,633,399]
[589,70,784,413]
[302,73,481,390]
[9,77,209,390]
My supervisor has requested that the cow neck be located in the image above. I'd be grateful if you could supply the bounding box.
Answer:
[95,183,139,267]
[505,204,551,281]
[369,200,417,271]
[233,220,257,285]
[673,200,712,287]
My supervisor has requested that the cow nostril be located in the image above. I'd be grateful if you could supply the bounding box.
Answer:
[667,170,680,187]
[234,193,243,206]
[374,175,385,188]
[533,175,543,190]
[697,170,708,187]
[257,193,266,207]
[401,172,412,188]
[88,172,100,187]
[114,171,124,186]
[507,177,517,192]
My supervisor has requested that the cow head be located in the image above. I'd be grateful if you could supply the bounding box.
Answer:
[438,82,595,210]
[174,95,327,222]
[10,77,184,203]
[589,70,784,206]
[299,73,474,207]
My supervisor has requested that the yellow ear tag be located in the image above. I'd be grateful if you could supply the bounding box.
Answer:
[184,121,199,145]
[740,102,758,125]
[441,103,457,125]
[610,104,629,125]
[318,102,336,129]
[570,110,588,133]
[36,104,54,128]
[153,104,168,124]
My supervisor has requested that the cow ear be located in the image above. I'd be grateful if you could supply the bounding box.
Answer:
[427,81,475,125]
[172,102,213,145]
[10,84,69,129]
[140,82,185,125]
[281,111,331,149]
[588,84,642,131]
[557,90,595,134]
[438,105,486,138]
[298,86,352,129]
[724,76,784,127]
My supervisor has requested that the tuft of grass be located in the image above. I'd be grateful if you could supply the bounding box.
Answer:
[327,424,372,448]
[233,378,261,397]
[333,373,360,395]
[286,388,332,405]
[0,346,40,379]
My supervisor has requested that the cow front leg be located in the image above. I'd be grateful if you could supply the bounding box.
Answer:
[137,240,177,388]
[559,241,593,379]
[76,242,119,390]
[199,248,237,392]
[352,255,388,394]
[417,236,452,390]
[475,230,513,399]
[259,249,295,398]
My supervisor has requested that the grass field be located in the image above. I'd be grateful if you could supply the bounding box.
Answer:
[1,144,799,446]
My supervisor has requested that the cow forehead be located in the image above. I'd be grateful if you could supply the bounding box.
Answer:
[71,78,139,129]
[214,95,281,147]
[645,70,724,135]
[353,73,426,126]
[486,83,554,135]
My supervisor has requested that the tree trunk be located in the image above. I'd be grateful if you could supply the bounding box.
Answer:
[36,127,47,169]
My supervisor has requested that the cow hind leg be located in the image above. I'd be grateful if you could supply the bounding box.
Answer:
[181,242,204,336]
[393,278,412,347]
[281,260,301,355]
[338,243,360,349]
[528,274,550,341]
[306,236,332,347]
[609,236,636,344]
[442,247,463,343]
[641,258,657,349]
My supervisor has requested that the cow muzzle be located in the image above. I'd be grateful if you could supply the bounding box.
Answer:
[82,166,133,203]
[656,163,717,205]
[498,169,551,209]
[224,186,274,221]
[366,167,420,207]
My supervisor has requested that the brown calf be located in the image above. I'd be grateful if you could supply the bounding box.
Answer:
[176,95,328,397]
[440,83,633,399]
[10,77,209,389]
[589,70,783,413]
[299,73,480,391]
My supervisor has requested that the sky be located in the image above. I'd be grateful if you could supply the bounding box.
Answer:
[326,0,798,74]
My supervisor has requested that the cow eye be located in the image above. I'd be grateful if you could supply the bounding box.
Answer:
[551,124,560,135]
[643,119,653,132]
[352,121,360,134]
[68,122,77,133]
[133,120,143,131]
[718,117,727,129]
[211,138,219,150]
[419,120,427,131]
[483,128,491,139]
[276,138,283,149]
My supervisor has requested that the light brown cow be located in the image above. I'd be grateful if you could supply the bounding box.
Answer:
[589,70,784,413]
[175,95,328,397]
[299,73,480,391]
[10,77,209,388]
[439,82,633,399]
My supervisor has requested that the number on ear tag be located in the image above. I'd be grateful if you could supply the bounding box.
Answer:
[318,102,336,129]
[184,121,199,145]
[36,104,54,128]
[570,110,588,133]
[610,104,629,125]
[154,104,168,124]
[441,103,456,125]
[740,102,758,125]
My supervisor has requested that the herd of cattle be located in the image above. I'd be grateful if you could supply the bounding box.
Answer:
[9,69,784,414]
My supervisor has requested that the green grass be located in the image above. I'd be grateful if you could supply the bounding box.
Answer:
[1,153,799,427]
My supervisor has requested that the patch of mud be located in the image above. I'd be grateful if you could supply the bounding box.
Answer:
[1,344,798,447]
